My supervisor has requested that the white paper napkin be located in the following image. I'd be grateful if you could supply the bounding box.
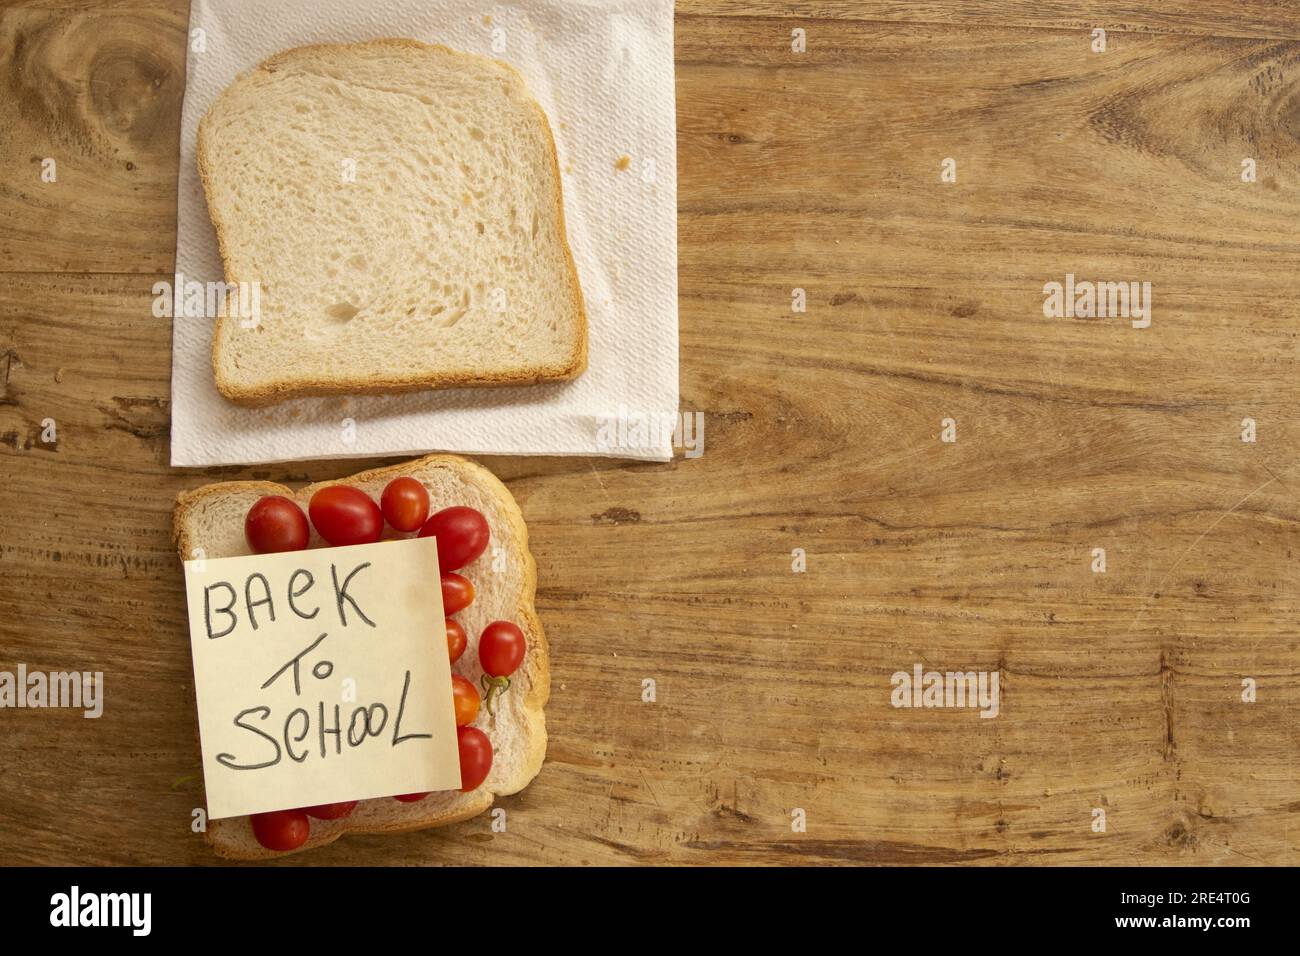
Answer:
[171,0,678,466]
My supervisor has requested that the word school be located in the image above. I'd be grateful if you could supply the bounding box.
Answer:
[1042,273,1151,328]
[890,664,1000,718]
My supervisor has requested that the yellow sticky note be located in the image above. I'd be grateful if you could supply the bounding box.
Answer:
[182,537,459,819]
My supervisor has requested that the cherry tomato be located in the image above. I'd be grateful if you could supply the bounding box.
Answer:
[250,809,310,851]
[302,801,357,820]
[452,674,479,727]
[441,572,475,614]
[445,618,467,664]
[479,621,526,678]
[245,495,309,554]
[380,476,429,532]
[418,506,489,571]
[308,485,383,546]
[393,792,428,802]
[457,725,493,792]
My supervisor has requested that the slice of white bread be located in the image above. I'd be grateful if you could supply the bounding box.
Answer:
[198,39,587,406]
[172,454,548,859]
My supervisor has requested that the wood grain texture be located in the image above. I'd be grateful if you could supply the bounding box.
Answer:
[677,1,1300,40]
[0,3,187,272]
[1,1,1298,866]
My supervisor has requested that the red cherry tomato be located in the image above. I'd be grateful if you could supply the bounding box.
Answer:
[452,675,479,727]
[245,495,310,554]
[250,809,310,851]
[418,506,489,571]
[479,621,526,678]
[441,572,475,614]
[457,725,493,792]
[302,801,357,820]
[309,485,383,546]
[445,618,467,664]
[393,792,428,802]
[380,476,430,532]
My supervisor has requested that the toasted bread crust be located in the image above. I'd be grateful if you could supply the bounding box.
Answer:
[173,454,548,860]
[198,39,588,407]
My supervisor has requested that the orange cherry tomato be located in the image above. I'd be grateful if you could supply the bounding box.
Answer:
[452,674,479,727]
[380,476,430,533]
[445,618,467,663]
[441,572,475,614]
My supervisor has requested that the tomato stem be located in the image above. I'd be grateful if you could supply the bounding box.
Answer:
[480,674,512,716]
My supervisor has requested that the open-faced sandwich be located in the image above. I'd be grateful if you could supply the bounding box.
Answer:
[173,454,548,858]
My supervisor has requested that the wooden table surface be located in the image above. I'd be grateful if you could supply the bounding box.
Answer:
[2,0,1298,866]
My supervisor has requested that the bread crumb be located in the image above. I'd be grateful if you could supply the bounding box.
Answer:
[483,14,492,26]
[614,154,631,172]
[54,367,64,383]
